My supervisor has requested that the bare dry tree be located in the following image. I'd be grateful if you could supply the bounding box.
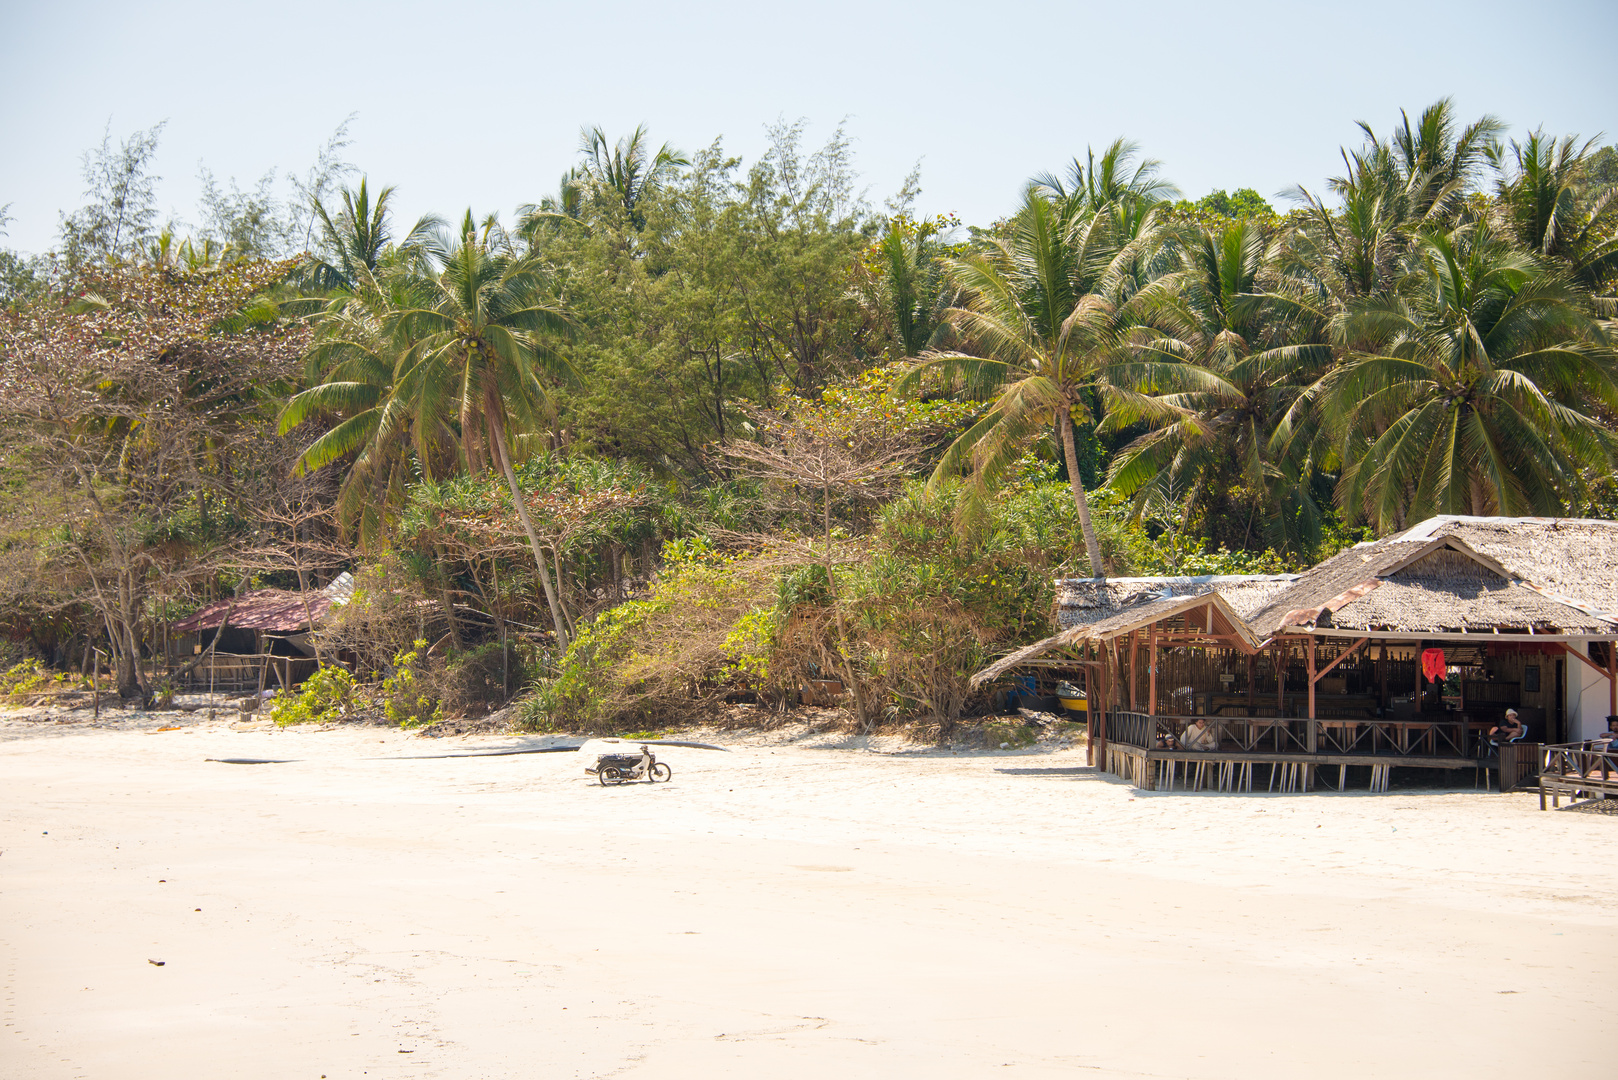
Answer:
[715,404,924,729]
[0,259,308,701]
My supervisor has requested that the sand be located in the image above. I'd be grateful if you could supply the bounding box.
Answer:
[2,708,1615,1079]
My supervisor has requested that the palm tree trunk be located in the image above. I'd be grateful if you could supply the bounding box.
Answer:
[486,407,570,651]
[1058,404,1106,579]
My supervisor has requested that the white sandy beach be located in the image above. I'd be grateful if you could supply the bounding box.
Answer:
[2,709,1615,1079]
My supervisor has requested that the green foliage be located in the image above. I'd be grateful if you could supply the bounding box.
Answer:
[0,659,72,701]
[382,641,442,728]
[527,541,774,732]
[269,665,358,726]
[983,721,1037,749]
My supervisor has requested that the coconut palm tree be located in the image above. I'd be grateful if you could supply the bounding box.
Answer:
[903,161,1216,578]
[1287,99,1504,303]
[1104,219,1334,552]
[1491,130,1618,291]
[575,125,689,230]
[385,212,578,643]
[278,272,451,551]
[1310,223,1618,530]
[304,178,438,292]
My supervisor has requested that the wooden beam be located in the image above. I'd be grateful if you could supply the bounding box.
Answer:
[1312,637,1370,684]
[1561,641,1612,680]
[1561,640,1618,719]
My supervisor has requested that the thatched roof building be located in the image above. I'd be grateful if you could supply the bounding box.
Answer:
[1244,536,1612,637]
[973,517,1618,747]
[1397,516,1618,624]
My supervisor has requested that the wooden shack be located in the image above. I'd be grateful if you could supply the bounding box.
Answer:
[972,517,1618,794]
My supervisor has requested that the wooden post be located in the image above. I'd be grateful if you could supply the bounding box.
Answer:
[1147,623,1159,718]
[93,649,100,720]
[1307,637,1318,753]
[1608,641,1616,717]
[1128,629,1138,711]
[1246,654,1256,713]
[1276,641,1285,715]
[1378,642,1388,710]
[1097,640,1110,764]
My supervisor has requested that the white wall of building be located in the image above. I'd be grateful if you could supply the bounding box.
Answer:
[1567,641,1613,741]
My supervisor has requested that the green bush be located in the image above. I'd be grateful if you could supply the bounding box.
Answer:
[525,541,774,733]
[269,665,357,726]
[0,659,69,701]
[382,641,442,729]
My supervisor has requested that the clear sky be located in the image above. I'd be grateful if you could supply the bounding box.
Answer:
[2,0,1614,255]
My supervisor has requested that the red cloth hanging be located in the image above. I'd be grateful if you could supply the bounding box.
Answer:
[1421,647,1447,682]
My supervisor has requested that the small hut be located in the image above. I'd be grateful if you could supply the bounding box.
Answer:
[171,574,354,692]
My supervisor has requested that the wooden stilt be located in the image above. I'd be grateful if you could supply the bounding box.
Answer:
[1147,624,1159,719]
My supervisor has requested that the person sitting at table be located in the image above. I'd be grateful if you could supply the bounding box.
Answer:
[1181,716,1219,751]
[1488,709,1525,747]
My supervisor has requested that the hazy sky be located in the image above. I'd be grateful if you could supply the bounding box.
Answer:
[2,0,1614,255]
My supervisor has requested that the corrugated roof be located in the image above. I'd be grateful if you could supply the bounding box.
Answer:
[172,574,354,635]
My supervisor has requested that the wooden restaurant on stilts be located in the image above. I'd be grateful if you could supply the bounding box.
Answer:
[970,517,1618,798]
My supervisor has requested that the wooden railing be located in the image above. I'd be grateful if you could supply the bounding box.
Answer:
[1107,711,1157,749]
[1540,742,1618,805]
[1106,710,1482,759]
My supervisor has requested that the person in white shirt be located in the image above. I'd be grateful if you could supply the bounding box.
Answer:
[1181,717,1219,751]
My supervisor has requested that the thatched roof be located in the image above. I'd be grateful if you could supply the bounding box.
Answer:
[1244,536,1611,637]
[1399,516,1618,623]
[1056,575,1297,629]
[971,591,1261,688]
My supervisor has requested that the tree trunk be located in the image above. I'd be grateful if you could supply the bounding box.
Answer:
[1058,404,1106,580]
[822,477,870,730]
[485,401,570,651]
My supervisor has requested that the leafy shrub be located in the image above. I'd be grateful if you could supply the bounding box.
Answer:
[269,665,357,726]
[525,542,774,733]
[382,641,442,729]
[0,659,68,701]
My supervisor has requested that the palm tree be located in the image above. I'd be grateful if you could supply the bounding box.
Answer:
[575,125,689,229]
[903,155,1213,578]
[278,272,449,551]
[386,213,578,644]
[1310,224,1618,530]
[1491,130,1618,291]
[1287,99,1504,302]
[863,215,951,358]
[304,178,438,292]
[1105,219,1334,552]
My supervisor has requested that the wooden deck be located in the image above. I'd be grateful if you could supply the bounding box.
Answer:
[1098,710,1518,793]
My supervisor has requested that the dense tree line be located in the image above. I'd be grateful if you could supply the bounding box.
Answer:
[1,100,1614,720]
